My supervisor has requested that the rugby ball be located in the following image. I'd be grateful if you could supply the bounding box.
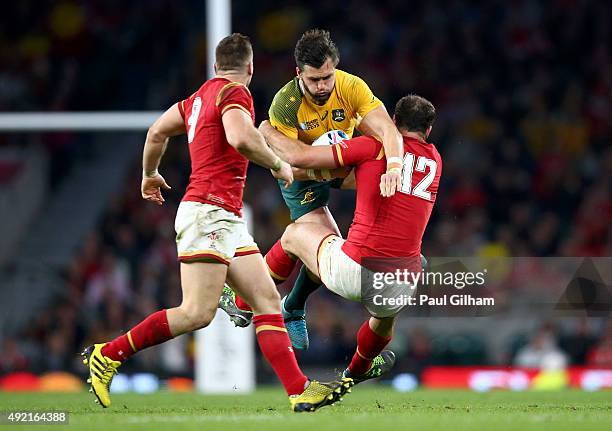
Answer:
[312,130,348,146]
[308,130,351,182]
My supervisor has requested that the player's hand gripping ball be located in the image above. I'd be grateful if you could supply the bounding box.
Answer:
[309,130,351,182]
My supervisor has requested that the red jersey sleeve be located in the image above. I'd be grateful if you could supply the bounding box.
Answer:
[332,136,385,167]
[216,83,253,118]
[178,99,186,119]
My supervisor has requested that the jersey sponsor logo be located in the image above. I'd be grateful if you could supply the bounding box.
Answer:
[321,111,329,120]
[301,189,316,205]
[206,193,226,205]
[299,119,319,131]
[332,109,346,122]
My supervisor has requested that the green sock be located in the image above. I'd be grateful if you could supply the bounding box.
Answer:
[284,265,321,311]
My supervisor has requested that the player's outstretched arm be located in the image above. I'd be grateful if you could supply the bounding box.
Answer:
[358,105,404,197]
[142,103,184,205]
[259,120,336,169]
[222,109,293,186]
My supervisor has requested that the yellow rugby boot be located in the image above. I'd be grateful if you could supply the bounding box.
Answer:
[289,378,354,412]
[81,343,121,408]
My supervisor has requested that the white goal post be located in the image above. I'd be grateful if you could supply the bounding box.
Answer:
[0,112,162,132]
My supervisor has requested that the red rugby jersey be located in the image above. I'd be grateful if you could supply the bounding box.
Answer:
[331,135,442,264]
[178,78,254,216]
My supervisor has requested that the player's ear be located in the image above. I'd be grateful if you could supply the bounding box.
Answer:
[214,63,218,74]
[295,66,301,77]
[425,125,432,138]
[247,62,253,76]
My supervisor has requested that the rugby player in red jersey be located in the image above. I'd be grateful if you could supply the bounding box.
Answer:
[81,33,352,412]
[264,95,442,382]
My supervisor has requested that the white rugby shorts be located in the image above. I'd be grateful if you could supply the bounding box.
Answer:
[175,201,259,265]
[317,235,413,317]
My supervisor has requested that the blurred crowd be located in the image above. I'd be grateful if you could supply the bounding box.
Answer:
[1,0,612,377]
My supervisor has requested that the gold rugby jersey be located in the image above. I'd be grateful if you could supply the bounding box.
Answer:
[269,69,382,143]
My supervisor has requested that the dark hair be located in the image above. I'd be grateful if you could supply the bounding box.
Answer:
[294,29,339,70]
[394,95,436,134]
[215,33,253,71]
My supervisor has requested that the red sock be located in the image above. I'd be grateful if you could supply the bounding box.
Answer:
[253,314,308,395]
[264,239,297,285]
[235,295,253,312]
[348,320,392,376]
[101,310,173,362]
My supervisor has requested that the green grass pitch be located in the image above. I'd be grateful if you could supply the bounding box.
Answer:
[1,387,611,430]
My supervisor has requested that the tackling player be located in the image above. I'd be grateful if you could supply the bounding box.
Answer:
[219,29,405,349]
[265,95,442,383]
[81,33,352,412]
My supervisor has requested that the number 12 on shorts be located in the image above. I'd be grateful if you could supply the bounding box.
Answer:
[400,153,437,201]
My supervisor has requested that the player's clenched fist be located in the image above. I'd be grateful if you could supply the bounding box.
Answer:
[379,167,402,197]
[271,159,294,188]
[141,172,172,205]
